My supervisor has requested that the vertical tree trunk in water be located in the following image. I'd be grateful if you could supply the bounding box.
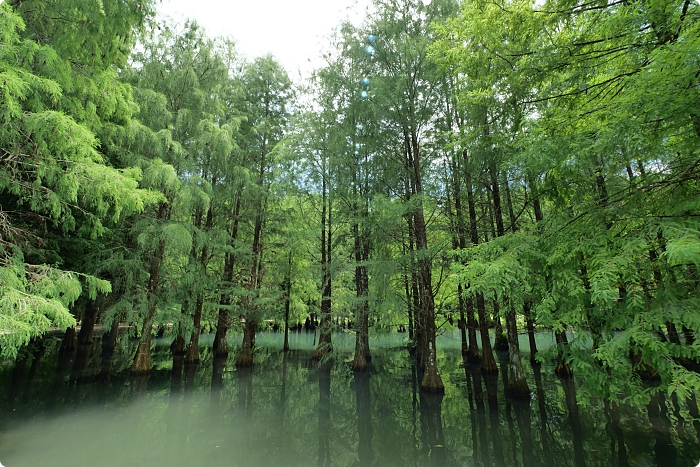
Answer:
[465,297,481,362]
[555,330,573,377]
[236,319,256,367]
[404,275,414,342]
[490,163,528,391]
[283,264,291,352]
[214,196,241,358]
[213,305,229,358]
[60,327,77,354]
[352,204,371,370]
[133,202,169,374]
[458,286,469,356]
[524,301,538,362]
[408,133,442,392]
[407,209,423,360]
[314,166,333,360]
[465,161,497,373]
[493,300,509,351]
[477,305,498,373]
[185,298,203,365]
[77,299,97,346]
[505,301,529,397]
[186,203,214,365]
[101,318,120,355]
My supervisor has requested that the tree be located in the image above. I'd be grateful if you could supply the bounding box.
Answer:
[0,2,159,358]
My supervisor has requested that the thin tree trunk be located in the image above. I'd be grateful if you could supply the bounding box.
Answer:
[490,162,527,393]
[283,251,292,352]
[214,196,241,358]
[315,161,333,360]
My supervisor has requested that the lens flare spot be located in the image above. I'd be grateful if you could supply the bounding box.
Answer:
[365,45,375,55]
[361,77,370,85]
[361,90,369,98]
[367,35,377,43]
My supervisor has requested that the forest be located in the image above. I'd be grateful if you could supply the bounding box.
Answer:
[1,0,699,410]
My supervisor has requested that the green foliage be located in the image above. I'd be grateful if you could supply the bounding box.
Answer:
[0,1,158,356]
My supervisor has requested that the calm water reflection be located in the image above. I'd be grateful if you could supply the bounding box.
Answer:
[1,330,699,467]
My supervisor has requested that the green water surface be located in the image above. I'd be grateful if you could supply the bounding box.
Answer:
[0,330,698,467]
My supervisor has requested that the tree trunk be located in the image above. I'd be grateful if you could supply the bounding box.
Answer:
[493,300,509,351]
[59,326,77,354]
[555,330,573,377]
[405,129,442,393]
[465,297,481,363]
[283,257,292,352]
[505,301,529,397]
[214,196,241,358]
[77,299,98,346]
[464,158,497,373]
[315,165,333,360]
[184,297,203,365]
[236,319,256,367]
[133,202,169,374]
[352,193,371,370]
[524,301,538,363]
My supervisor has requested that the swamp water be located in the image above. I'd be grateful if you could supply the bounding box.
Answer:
[1,330,699,467]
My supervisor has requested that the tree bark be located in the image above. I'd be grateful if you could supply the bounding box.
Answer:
[314,157,333,360]
[236,319,256,367]
[77,299,98,346]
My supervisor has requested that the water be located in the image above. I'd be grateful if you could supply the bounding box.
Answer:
[1,330,699,467]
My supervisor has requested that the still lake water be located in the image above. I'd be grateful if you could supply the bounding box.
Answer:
[1,330,699,467]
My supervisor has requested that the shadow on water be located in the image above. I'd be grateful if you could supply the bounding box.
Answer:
[559,375,587,467]
[318,362,331,467]
[419,390,445,466]
[354,370,375,465]
[604,400,629,467]
[532,363,554,467]
[2,330,700,467]
[647,388,678,467]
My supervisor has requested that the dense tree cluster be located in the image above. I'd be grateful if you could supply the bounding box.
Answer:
[1,0,698,401]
